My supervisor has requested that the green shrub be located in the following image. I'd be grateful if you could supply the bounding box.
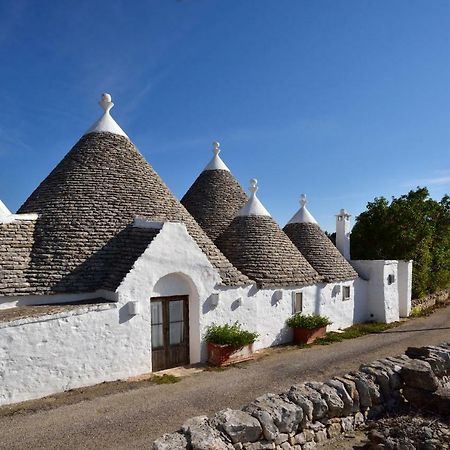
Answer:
[286,313,332,329]
[205,322,259,346]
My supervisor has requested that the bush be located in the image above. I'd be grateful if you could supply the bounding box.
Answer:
[204,322,259,347]
[286,313,332,329]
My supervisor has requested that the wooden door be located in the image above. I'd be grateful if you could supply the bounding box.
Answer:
[151,296,189,371]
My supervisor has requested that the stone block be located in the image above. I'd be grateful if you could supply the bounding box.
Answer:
[244,394,303,441]
[213,409,263,444]
[400,360,440,392]
[306,382,344,418]
[325,379,353,416]
[403,386,450,415]
[182,416,231,450]
[327,422,341,439]
[314,430,327,443]
[153,432,189,450]
[286,384,327,421]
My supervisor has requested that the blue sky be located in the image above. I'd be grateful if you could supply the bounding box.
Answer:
[0,0,449,231]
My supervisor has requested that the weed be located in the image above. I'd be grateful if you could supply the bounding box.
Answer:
[150,374,180,384]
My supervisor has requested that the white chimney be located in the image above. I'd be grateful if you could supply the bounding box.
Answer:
[336,208,351,260]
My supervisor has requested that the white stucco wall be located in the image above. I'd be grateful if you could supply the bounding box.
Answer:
[398,260,413,317]
[0,303,152,406]
[351,260,400,323]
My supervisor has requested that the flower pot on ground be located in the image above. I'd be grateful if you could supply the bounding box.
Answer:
[205,322,259,366]
[286,313,332,345]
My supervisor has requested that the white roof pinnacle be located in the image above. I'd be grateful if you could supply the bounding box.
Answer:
[203,142,230,171]
[336,208,351,218]
[287,194,318,225]
[85,93,128,138]
[0,200,11,218]
[238,179,271,217]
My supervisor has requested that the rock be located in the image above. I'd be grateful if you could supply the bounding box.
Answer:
[234,444,243,450]
[354,412,365,428]
[244,394,303,441]
[403,386,450,415]
[325,379,353,416]
[334,376,360,412]
[182,416,231,450]
[314,430,327,443]
[307,421,325,431]
[274,433,288,445]
[400,360,440,392]
[360,366,391,400]
[280,443,292,450]
[302,442,316,450]
[213,409,263,444]
[243,442,274,450]
[153,432,189,450]
[341,416,354,433]
[327,422,341,439]
[286,384,327,421]
[353,372,382,405]
[344,373,372,408]
[294,432,306,445]
[303,429,315,442]
[306,382,344,418]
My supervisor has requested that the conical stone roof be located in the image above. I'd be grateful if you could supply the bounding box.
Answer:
[11,99,249,296]
[283,195,358,282]
[215,181,322,288]
[181,142,247,241]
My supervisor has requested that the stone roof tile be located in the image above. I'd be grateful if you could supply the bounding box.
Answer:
[283,222,358,282]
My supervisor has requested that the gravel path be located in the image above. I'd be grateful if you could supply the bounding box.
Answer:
[0,306,449,450]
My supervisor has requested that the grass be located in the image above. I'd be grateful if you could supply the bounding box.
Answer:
[150,374,180,384]
[312,321,400,346]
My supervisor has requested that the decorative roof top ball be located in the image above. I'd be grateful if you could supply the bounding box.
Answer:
[85,93,128,138]
[238,179,271,217]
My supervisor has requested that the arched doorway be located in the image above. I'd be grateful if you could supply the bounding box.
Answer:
[151,273,199,371]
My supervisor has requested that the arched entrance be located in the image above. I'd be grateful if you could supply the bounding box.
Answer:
[151,273,199,371]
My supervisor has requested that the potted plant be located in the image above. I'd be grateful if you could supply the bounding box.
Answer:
[286,313,332,345]
[205,322,259,366]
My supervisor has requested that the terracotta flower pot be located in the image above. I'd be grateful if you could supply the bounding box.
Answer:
[207,342,255,366]
[293,326,327,345]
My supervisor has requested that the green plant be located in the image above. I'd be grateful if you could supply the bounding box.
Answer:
[151,374,180,384]
[204,322,259,347]
[286,313,332,329]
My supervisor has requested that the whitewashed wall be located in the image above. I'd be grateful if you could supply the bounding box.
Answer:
[0,303,151,406]
[398,260,413,317]
[351,260,400,323]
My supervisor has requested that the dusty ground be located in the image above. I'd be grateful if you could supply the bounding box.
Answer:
[0,305,449,450]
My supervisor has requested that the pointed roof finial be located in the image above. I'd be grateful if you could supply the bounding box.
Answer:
[203,141,230,171]
[300,193,307,208]
[249,178,258,194]
[238,178,270,216]
[99,93,114,113]
[287,192,318,225]
[84,93,128,138]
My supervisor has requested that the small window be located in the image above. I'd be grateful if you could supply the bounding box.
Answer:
[292,292,303,313]
[387,274,396,285]
[342,286,351,301]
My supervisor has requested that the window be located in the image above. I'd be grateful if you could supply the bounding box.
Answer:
[292,292,303,313]
[342,286,351,301]
[387,274,396,285]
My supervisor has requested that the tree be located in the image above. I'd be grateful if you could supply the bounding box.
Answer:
[351,187,450,298]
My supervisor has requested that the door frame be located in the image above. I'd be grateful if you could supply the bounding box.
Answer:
[150,295,190,371]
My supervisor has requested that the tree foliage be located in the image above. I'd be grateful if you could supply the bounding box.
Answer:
[351,187,450,298]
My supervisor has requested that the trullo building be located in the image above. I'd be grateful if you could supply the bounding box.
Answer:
[0,94,412,406]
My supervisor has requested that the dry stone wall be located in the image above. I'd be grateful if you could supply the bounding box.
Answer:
[152,343,450,450]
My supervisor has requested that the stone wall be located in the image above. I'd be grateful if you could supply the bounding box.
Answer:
[152,343,450,450]
[412,289,450,313]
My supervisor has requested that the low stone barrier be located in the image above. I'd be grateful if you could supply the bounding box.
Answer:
[152,343,450,450]
[412,289,450,313]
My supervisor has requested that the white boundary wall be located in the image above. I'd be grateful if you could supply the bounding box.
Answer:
[0,303,152,406]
